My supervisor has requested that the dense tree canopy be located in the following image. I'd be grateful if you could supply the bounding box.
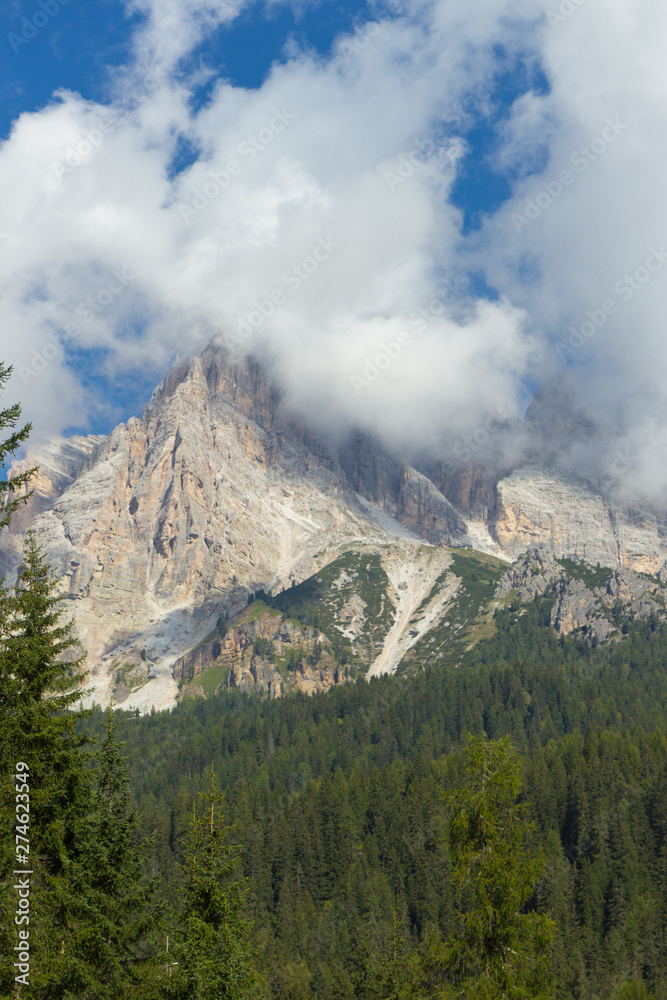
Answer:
[1,365,666,998]
[90,593,667,1000]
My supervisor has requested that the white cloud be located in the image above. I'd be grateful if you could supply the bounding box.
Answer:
[1,0,536,451]
[2,0,667,502]
[475,0,667,497]
[123,0,248,75]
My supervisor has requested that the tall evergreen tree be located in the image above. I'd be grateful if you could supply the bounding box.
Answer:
[1,530,165,997]
[0,531,92,997]
[0,371,40,996]
[440,735,556,1000]
[165,768,261,1000]
[64,706,165,997]
[0,361,37,530]
[0,364,37,771]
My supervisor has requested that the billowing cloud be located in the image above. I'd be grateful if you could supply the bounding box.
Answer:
[2,0,667,501]
[476,0,667,496]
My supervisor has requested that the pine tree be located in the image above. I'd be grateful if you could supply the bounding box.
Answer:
[373,899,422,999]
[441,735,556,1000]
[165,768,261,1000]
[0,363,37,994]
[0,362,37,530]
[1,530,89,813]
[64,706,165,997]
[0,531,92,997]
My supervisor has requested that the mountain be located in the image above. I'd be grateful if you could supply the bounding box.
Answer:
[5,340,667,711]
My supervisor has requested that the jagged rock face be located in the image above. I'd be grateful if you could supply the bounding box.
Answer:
[496,546,667,642]
[0,435,105,578]
[493,466,667,574]
[6,341,667,711]
[337,434,467,544]
[9,435,106,520]
[172,612,319,685]
[420,462,501,521]
[226,652,346,700]
[4,343,469,707]
[174,607,348,701]
[336,430,404,506]
[548,579,616,641]
[495,546,565,601]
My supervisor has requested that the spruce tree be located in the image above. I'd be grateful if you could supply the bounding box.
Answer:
[0,531,92,996]
[0,361,37,529]
[165,768,261,1000]
[0,371,39,996]
[61,705,165,998]
[0,364,36,782]
[373,900,422,999]
[441,735,556,1000]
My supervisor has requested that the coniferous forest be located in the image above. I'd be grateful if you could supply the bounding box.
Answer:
[2,369,667,999]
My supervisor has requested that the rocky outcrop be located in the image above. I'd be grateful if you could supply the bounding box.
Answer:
[227,656,283,699]
[394,468,468,545]
[607,568,664,607]
[548,579,614,641]
[497,545,667,641]
[0,434,105,578]
[336,433,467,543]
[8,435,106,520]
[225,653,346,699]
[496,547,615,640]
[172,611,321,684]
[420,461,502,521]
[495,546,565,601]
[174,606,348,700]
[172,636,225,684]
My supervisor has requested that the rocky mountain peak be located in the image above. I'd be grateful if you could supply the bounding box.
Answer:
[4,341,667,710]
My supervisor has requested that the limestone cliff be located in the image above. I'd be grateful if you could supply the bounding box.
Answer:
[4,341,667,711]
[2,343,467,710]
[492,466,667,574]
